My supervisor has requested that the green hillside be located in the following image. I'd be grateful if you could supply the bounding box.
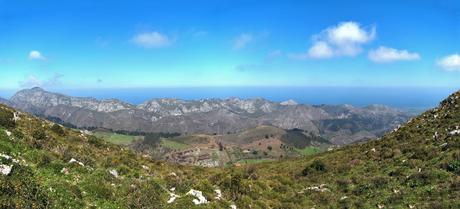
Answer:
[0,90,459,208]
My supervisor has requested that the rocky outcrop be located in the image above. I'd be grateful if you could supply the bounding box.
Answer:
[11,87,133,114]
[7,87,413,144]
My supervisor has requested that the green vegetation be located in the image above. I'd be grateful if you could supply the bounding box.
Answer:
[51,124,65,136]
[1,90,460,208]
[281,129,330,148]
[295,146,320,156]
[0,108,15,129]
[93,131,140,145]
[236,158,275,165]
[161,139,189,150]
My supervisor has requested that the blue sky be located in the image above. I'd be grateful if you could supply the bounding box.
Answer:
[1,0,459,90]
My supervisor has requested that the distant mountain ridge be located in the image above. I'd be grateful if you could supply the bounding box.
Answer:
[6,87,412,144]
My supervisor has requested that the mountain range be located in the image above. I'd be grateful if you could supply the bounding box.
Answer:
[0,89,458,208]
[1,87,412,145]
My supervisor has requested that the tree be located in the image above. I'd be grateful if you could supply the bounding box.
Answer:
[267,146,273,151]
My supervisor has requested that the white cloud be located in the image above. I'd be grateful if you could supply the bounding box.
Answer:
[326,22,375,46]
[437,54,460,71]
[132,31,172,48]
[307,41,334,59]
[28,50,46,60]
[233,33,253,50]
[368,46,420,63]
[19,73,63,88]
[292,21,375,60]
[19,75,42,88]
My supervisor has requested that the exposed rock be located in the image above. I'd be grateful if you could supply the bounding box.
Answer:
[9,88,413,144]
[167,192,180,204]
[109,169,118,178]
[0,164,12,175]
[13,112,20,122]
[214,189,222,200]
[449,129,460,136]
[69,158,84,166]
[61,167,69,175]
[280,99,298,106]
[186,189,208,205]
[301,184,330,193]
[0,153,19,163]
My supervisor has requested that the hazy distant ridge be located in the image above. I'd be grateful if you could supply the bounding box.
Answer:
[6,87,412,144]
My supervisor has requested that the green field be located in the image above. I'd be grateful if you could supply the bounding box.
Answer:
[93,131,140,145]
[235,158,275,164]
[295,146,320,156]
[160,139,189,150]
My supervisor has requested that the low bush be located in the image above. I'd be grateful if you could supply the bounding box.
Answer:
[51,124,65,136]
[302,159,327,176]
[0,108,15,129]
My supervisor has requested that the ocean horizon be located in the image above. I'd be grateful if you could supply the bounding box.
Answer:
[1,86,457,110]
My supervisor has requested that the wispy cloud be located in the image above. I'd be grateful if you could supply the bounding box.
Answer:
[131,31,172,48]
[19,73,64,88]
[306,41,334,59]
[291,21,375,60]
[368,46,420,63]
[267,50,283,58]
[233,33,253,50]
[437,53,460,71]
[28,50,46,60]
[192,30,208,38]
[95,37,110,48]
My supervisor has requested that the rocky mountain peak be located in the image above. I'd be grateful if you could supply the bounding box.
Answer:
[280,99,298,106]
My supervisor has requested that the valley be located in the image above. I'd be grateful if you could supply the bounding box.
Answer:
[0,87,414,167]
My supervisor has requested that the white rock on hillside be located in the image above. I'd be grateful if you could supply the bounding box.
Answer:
[214,189,222,200]
[0,153,19,163]
[13,112,20,122]
[0,164,12,175]
[69,158,85,166]
[167,192,180,204]
[187,189,208,205]
[109,169,119,178]
[449,129,460,136]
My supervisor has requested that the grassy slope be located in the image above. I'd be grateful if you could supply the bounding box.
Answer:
[0,90,459,208]
[295,146,320,156]
[93,131,141,145]
[161,139,189,150]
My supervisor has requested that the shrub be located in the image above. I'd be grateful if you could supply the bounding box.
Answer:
[302,159,327,176]
[33,127,47,141]
[0,164,49,208]
[0,109,15,129]
[445,160,460,175]
[124,180,164,208]
[88,136,106,148]
[51,124,65,136]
